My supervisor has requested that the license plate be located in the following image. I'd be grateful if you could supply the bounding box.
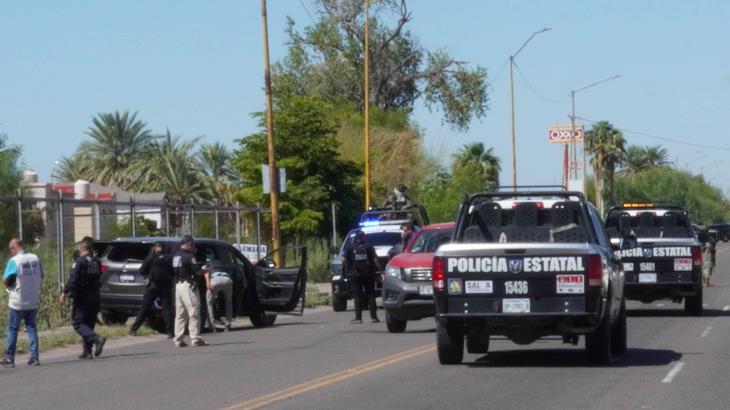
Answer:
[503,298,530,313]
[418,285,433,296]
[119,274,135,283]
[465,280,493,294]
[638,273,657,283]
[622,263,634,272]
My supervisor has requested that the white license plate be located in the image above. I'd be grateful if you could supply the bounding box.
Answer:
[622,263,634,272]
[465,280,493,294]
[638,273,657,283]
[503,298,530,313]
[119,274,135,283]
[418,285,433,296]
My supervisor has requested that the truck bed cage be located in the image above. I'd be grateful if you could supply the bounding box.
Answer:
[469,190,585,202]
[607,204,687,213]
[494,185,568,191]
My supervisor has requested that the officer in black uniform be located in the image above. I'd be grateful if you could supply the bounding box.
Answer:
[129,242,175,337]
[60,241,107,360]
[344,230,382,324]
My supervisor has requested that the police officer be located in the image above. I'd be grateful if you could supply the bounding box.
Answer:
[172,235,209,347]
[129,242,175,337]
[700,228,718,287]
[388,222,414,260]
[344,230,382,324]
[60,241,107,360]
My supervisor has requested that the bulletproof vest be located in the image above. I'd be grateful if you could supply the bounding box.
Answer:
[174,250,196,283]
[82,256,101,288]
[149,254,173,283]
[352,243,372,274]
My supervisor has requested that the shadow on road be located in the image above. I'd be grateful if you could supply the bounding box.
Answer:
[628,309,730,317]
[217,321,329,334]
[468,348,682,368]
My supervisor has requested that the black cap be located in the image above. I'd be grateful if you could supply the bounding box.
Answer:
[152,241,164,248]
[180,235,194,245]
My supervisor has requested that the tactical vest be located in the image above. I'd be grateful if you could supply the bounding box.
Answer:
[149,254,173,283]
[81,256,101,289]
[352,243,372,275]
[173,251,197,283]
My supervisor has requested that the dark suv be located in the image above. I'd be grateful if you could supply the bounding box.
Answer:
[99,237,307,328]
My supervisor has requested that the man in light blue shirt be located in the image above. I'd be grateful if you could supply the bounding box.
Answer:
[3,239,43,368]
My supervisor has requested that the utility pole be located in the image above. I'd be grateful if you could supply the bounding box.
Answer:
[508,28,551,188]
[363,0,371,208]
[261,0,281,260]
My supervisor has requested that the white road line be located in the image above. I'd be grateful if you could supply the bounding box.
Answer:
[723,306,730,312]
[700,326,712,337]
[662,362,685,383]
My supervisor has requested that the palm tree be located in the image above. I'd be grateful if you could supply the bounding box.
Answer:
[199,142,239,205]
[452,143,501,189]
[82,111,155,189]
[54,155,93,183]
[158,151,207,204]
[585,121,625,211]
[620,145,670,177]
[643,145,670,167]
[128,129,200,192]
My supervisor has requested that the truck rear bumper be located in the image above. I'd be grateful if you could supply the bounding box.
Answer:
[625,282,700,301]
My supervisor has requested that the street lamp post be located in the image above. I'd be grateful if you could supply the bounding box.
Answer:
[364,0,371,209]
[509,27,551,188]
[568,74,621,201]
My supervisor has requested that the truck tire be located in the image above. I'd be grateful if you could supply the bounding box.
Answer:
[385,311,407,333]
[466,332,490,354]
[250,311,277,327]
[585,308,612,365]
[332,294,348,312]
[684,285,703,316]
[437,320,464,365]
[611,300,627,355]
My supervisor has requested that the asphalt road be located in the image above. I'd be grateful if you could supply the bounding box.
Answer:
[2,245,730,410]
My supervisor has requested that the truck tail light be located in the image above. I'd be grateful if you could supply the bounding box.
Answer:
[432,257,445,291]
[587,255,603,287]
[692,246,702,268]
[101,264,109,273]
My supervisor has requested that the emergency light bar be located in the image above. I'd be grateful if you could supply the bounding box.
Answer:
[622,203,655,208]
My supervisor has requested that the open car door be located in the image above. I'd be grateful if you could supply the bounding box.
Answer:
[255,246,307,314]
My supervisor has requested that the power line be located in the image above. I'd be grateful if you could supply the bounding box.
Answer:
[577,116,730,152]
[513,62,570,104]
[491,58,510,85]
[298,0,316,24]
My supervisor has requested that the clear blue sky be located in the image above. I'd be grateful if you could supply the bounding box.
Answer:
[1,1,729,194]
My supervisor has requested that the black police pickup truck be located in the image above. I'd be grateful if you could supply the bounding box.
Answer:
[433,188,630,365]
[606,204,703,315]
[99,237,307,328]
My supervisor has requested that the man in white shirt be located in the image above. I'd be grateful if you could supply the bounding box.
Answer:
[2,239,43,368]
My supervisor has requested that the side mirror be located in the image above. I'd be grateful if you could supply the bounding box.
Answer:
[257,259,276,269]
[620,235,639,251]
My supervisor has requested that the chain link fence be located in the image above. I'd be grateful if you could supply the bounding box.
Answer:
[0,194,271,332]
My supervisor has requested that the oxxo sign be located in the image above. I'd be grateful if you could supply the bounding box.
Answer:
[548,125,584,144]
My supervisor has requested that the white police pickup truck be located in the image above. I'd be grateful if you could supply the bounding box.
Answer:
[432,187,631,365]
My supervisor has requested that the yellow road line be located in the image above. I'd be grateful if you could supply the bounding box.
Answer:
[222,344,435,410]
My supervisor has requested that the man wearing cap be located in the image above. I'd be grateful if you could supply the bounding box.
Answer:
[129,241,175,337]
[2,239,43,368]
[172,235,209,347]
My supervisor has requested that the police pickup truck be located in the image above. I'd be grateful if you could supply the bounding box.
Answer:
[605,203,703,315]
[432,188,630,365]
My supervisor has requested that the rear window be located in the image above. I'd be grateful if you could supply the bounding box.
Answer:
[409,229,452,253]
[606,210,693,239]
[104,243,152,262]
[341,232,402,252]
[460,201,592,244]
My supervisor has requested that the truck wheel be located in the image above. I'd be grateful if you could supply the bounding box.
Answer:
[436,320,464,365]
[385,311,407,333]
[466,332,490,354]
[585,308,612,365]
[250,311,277,327]
[684,285,703,316]
[611,300,627,355]
[332,294,348,312]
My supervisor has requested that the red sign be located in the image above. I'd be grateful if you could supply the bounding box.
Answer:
[548,125,584,144]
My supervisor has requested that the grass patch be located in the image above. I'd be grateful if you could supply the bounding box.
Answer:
[0,324,157,355]
[304,283,330,308]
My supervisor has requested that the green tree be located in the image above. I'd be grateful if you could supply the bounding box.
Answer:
[233,96,362,241]
[613,167,728,223]
[585,121,625,211]
[275,0,488,131]
[199,142,239,206]
[452,143,501,190]
[80,111,155,190]
[620,144,670,177]
[54,156,93,183]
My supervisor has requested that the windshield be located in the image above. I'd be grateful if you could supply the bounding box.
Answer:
[104,243,152,262]
[606,210,693,239]
[409,229,452,253]
[342,232,402,253]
